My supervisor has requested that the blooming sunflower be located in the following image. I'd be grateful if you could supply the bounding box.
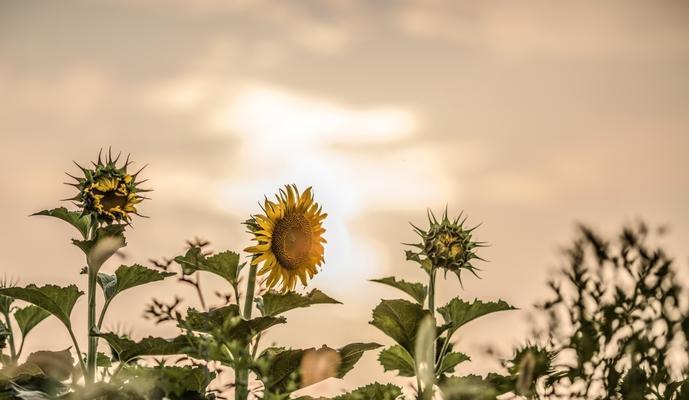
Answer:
[245,185,327,292]
[67,149,148,224]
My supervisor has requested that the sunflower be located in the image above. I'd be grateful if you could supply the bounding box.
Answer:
[407,209,486,284]
[245,185,327,292]
[68,149,148,224]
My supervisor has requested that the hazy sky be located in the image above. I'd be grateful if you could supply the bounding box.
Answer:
[1,0,689,397]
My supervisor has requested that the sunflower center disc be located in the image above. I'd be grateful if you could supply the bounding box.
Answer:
[272,213,313,270]
[94,189,129,211]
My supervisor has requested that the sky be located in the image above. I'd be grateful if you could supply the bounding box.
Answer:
[1,0,689,397]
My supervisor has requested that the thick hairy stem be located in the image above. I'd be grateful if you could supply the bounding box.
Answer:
[423,269,438,400]
[86,269,98,384]
[235,263,257,400]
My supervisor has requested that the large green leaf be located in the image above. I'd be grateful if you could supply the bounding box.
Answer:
[98,264,174,302]
[175,248,242,285]
[33,208,91,238]
[14,305,50,339]
[258,289,341,316]
[25,349,74,381]
[72,225,126,272]
[438,351,471,376]
[114,364,215,398]
[370,299,429,353]
[255,343,380,394]
[371,277,427,304]
[255,347,304,394]
[440,374,512,400]
[97,333,195,363]
[336,342,381,378]
[332,383,403,400]
[0,285,83,329]
[437,298,515,337]
[184,306,285,345]
[378,345,416,377]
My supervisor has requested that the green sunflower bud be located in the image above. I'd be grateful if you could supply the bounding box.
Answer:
[407,209,485,284]
[67,149,149,225]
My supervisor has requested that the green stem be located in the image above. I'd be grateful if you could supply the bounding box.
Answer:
[235,263,257,400]
[243,264,257,319]
[97,299,112,330]
[423,269,437,400]
[86,268,98,384]
[2,311,17,362]
[67,326,88,379]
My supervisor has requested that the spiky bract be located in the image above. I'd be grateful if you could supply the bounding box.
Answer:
[408,209,485,283]
[68,150,148,224]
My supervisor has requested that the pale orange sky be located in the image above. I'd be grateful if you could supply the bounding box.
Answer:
[1,0,689,397]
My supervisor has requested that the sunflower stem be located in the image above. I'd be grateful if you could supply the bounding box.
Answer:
[235,262,257,400]
[86,267,98,385]
[421,269,437,400]
[2,311,17,363]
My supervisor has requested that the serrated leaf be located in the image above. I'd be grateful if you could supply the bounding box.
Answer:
[255,348,304,393]
[440,374,511,400]
[98,264,174,302]
[95,352,112,368]
[26,348,74,381]
[438,351,471,376]
[184,305,285,345]
[438,298,515,337]
[336,342,381,378]
[14,305,50,339]
[333,383,403,400]
[370,299,429,353]
[114,364,215,397]
[0,285,83,329]
[97,333,195,363]
[175,248,242,285]
[259,289,341,316]
[33,208,91,238]
[371,277,428,304]
[378,345,416,377]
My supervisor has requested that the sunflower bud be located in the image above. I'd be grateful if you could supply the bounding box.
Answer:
[408,209,485,283]
[67,149,148,225]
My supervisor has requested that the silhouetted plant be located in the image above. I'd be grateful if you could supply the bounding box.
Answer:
[536,223,689,399]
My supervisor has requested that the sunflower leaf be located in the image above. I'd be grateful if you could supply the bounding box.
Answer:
[370,299,430,354]
[174,248,242,285]
[258,289,341,316]
[254,348,304,393]
[113,364,215,397]
[97,264,174,302]
[438,298,515,338]
[378,345,416,377]
[33,208,91,238]
[0,285,83,329]
[336,342,381,378]
[25,348,74,381]
[97,333,195,363]
[440,373,510,400]
[437,351,471,376]
[331,383,404,400]
[184,306,285,345]
[14,305,51,339]
[371,277,428,304]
